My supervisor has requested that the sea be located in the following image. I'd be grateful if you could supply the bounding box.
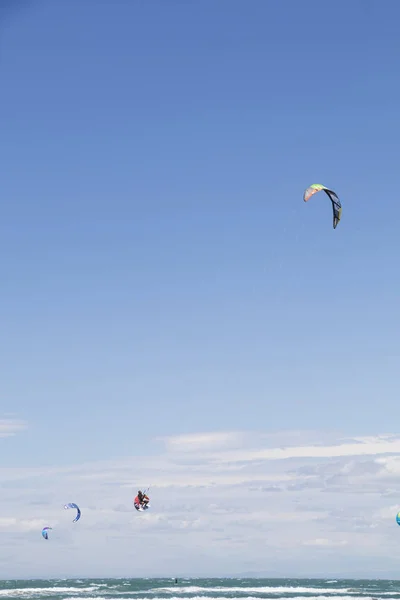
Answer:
[1,579,400,600]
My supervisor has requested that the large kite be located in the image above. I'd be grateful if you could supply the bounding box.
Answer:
[41,526,52,540]
[64,503,81,522]
[303,183,342,229]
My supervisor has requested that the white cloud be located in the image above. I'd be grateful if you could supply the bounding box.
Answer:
[0,517,46,532]
[0,418,27,438]
[160,430,246,452]
[2,429,400,578]
[214,434,400,464]
[303,538,348,547]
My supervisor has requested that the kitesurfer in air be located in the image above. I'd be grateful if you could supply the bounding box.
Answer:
[134,490,149,509]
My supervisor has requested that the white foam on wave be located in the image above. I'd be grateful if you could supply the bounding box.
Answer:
[151,588,355,596]
[3,589,399,600]
[0,588,100,597]
[3,588,362,600]
[62,596,383,600]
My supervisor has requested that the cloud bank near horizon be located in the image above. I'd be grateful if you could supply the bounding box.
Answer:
[2,428,400,578]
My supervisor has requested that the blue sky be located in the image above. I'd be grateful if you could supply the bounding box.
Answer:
[1,0,400,578]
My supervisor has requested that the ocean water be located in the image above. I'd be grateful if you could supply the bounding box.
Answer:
[1,579,400,600]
